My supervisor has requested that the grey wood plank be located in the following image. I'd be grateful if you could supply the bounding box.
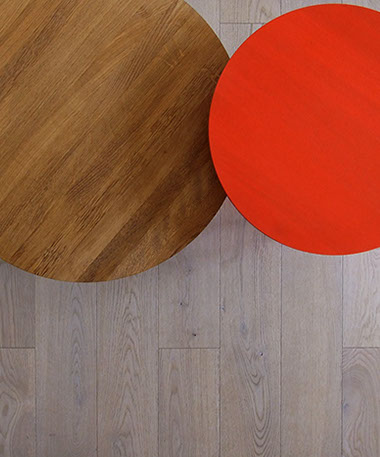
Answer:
[97,270,158,457]
[282,249,342,457]
[159,214,220,349]
[221,0,281,23]
[343,348,380,457]
[282,0,342,13]
[0,349,35,457]
[220,23,252,56]
[0,263,35,348]
[342,0,380,8]
[185,0,221,36]
[36,279,96,457]
[220,200,281,457]
[159,348,219,457]
[344,250,380,347]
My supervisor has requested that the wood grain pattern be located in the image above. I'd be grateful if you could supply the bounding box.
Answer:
[220,200,281,457]
[35,279,96,457]
[343,348,380,457]
[0,263,35,348]
[159,349,219,457]
[185,0,220,35]
[159,213,220,349]
[97,271,158,457]
[344,250,380,347]
[221,0,280,23]
[282,0,342,13]
[340,0,377,7]
[220,24,252,57]
[0,0,228,281]
[0,349,35,457]
[282,249,342,457]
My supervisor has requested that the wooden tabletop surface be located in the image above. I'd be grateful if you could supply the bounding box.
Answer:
[0,0,228,281]
[210,4,380,255]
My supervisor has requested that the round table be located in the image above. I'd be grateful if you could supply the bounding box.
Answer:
[0,0,228,281]
[209,4,380,255]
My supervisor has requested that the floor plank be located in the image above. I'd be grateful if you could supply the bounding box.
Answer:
[220,200,281,457]
[97,270,158,457]
[344,250,380,347]
[221,0,280,23]
[159,214,220,349]
[220,23,252,56]
[0,349,35,456]
[343,348,380,457]
[36,279,96,457]
[343,0,380,8]
[0,263,35,348]
[281,249,342,457]
[159,349,219,457]
[185,0,221,36]
[282,0,342,13]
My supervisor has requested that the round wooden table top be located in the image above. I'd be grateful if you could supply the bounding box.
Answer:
[209,4,380,255]
[0,0,228,281]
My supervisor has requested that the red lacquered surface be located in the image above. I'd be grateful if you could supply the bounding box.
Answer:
[209,4,380,255]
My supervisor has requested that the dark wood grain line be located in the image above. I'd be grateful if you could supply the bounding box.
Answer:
[0,349,35,457]
[159,348,219,457]
[0,263,35,348]
[220,200,281,457]
[343,348,380,457]
[36,279,96,456]
[97,270,158,457]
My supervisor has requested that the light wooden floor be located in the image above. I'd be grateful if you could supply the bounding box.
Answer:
[0,1,379,456]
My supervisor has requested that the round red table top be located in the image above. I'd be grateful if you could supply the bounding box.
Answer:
[209,4,380,255]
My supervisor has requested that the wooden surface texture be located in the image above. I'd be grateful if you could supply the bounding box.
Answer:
[0,1,379,456]
[0,0,227,281]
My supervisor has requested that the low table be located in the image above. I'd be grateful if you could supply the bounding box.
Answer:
[210,4,380,255]
[0,0,228,281]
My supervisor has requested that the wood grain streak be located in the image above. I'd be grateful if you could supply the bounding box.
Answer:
[220,23,252,57]
[0,349,35,457]
[159,213,220,349]
[344,250,380,347]
[0,0,228,281]
[221,0,280,22]
[185,0,221,35]
[343,348,380,457]
[97,271,158,457]
[281,249,342,457]
[282,0,342,13]
[159,349,219,457]
[0,263,35,347]
[220,200,281,457]
[36,279,96,457]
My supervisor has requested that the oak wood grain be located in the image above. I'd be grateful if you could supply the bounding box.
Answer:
[0,0,228,281]
[0,263,35,348]
[0,349,35,457]
[97,270,158,457]
[282,0,342,13]
[344,250,380,347]
[221,0,280,23]
[343,348,380,457]
[159,213,220,349]
[159,349,219,457]
[342,0,379,7]
[220,200,281,457]
[185,0,220,35]
[281,249,342,457]
[35,279,96,457]
[220,23,252,57]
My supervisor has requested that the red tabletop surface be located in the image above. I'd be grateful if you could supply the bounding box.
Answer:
[209,4,380,255]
